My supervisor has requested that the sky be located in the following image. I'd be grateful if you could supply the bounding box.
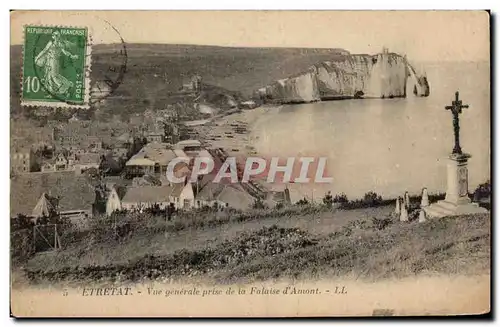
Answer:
[10,10,490,62]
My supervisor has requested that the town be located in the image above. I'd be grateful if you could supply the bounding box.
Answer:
[10,79,287,228]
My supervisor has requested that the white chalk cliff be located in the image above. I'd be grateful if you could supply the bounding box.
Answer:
[258,52,430,104]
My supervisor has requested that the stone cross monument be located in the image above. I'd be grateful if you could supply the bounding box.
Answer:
[424,91,487,218]
[446,91,469,155]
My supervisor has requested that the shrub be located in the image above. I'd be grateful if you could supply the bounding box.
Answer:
[322,191,334,208]
[11,229,33,261]
[336,191,384,210]
[473,180,491,202]
[372,216,393,230]
[346,219,369,230]
[296,197,309,206]
[252,198,268,210]
[333,193,348,204]
[363,191,383,206]
[11,214,34,232]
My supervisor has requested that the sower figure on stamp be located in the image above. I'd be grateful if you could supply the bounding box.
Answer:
[35,30,79,97]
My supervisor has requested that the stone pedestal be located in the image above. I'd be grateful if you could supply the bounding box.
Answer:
[424,153,488,218]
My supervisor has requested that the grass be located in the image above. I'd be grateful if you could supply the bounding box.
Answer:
[220,214,490,283]
[16,205,490,286]
[21,204,371,268]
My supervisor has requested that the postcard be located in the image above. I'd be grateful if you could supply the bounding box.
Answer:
[10,10,490,317]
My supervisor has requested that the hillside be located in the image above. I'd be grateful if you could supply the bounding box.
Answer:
[16,207,490,286]
[10,44,349,118]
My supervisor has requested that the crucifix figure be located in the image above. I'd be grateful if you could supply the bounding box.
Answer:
[445,91,469,155]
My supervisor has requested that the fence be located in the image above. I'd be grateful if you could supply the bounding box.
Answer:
[33,224,61,252]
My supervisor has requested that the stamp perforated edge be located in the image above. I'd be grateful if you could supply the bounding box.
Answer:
[20,24,93,110]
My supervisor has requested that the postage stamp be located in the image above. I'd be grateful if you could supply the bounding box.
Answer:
[21,25,91,108]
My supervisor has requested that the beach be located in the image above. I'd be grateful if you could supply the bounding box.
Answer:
[194,105,279,158]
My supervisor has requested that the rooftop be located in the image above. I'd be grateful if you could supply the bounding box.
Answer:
[77,153,101,165]
[176,140,201,148]
[121,184,184,204]
[126,142,176,166]
[10,171,95,217]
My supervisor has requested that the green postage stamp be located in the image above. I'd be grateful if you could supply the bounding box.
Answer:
[21,25,91,108]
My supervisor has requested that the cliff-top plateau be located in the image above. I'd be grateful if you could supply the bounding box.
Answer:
[10,44,429,118]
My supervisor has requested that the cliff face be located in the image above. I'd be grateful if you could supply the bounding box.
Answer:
[263,71,320,103]
[257,53,430,104]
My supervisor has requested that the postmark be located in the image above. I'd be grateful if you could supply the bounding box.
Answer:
[21,25,91,108]
[89,20,128,107]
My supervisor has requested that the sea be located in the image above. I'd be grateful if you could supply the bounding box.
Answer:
[251,61,490,201]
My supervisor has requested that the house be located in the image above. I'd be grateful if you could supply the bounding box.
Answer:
[41,162,55,173]
[181,75,202,92]
[75,153,101,172]
[67,151,78,163]
[196,103,216,115]
[256,87,267,99]
[117,132,132,144]
[125,142,177,177]
[239,100,258,110]
[10,171,96,223]
[114,132,133,150]
[120,186,174,211]
[216,185,256,210]
[68,112,91,123]
[32,192,57,219]
[146,130,165,143]
[103,176,132,190]
[175,139,212,160]
[11,147,36,174]
[69,147,87,157]
[132,174,162,187]
[53,123,89,149]
[176,139,202,151]
[68,113,82,122]
[159,161,191,185]
[194,176,256,210]
[105,184,127,216]
[42,152,73,172]
[53,122,112,150]
[119,182,194,211]
[194,180,226,208]
[85,136,103,152]
[144,109,155,119]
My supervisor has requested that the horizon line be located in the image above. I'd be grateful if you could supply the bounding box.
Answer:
[9,42,489,63]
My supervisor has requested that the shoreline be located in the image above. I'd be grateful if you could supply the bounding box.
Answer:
[194,105,279,158]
